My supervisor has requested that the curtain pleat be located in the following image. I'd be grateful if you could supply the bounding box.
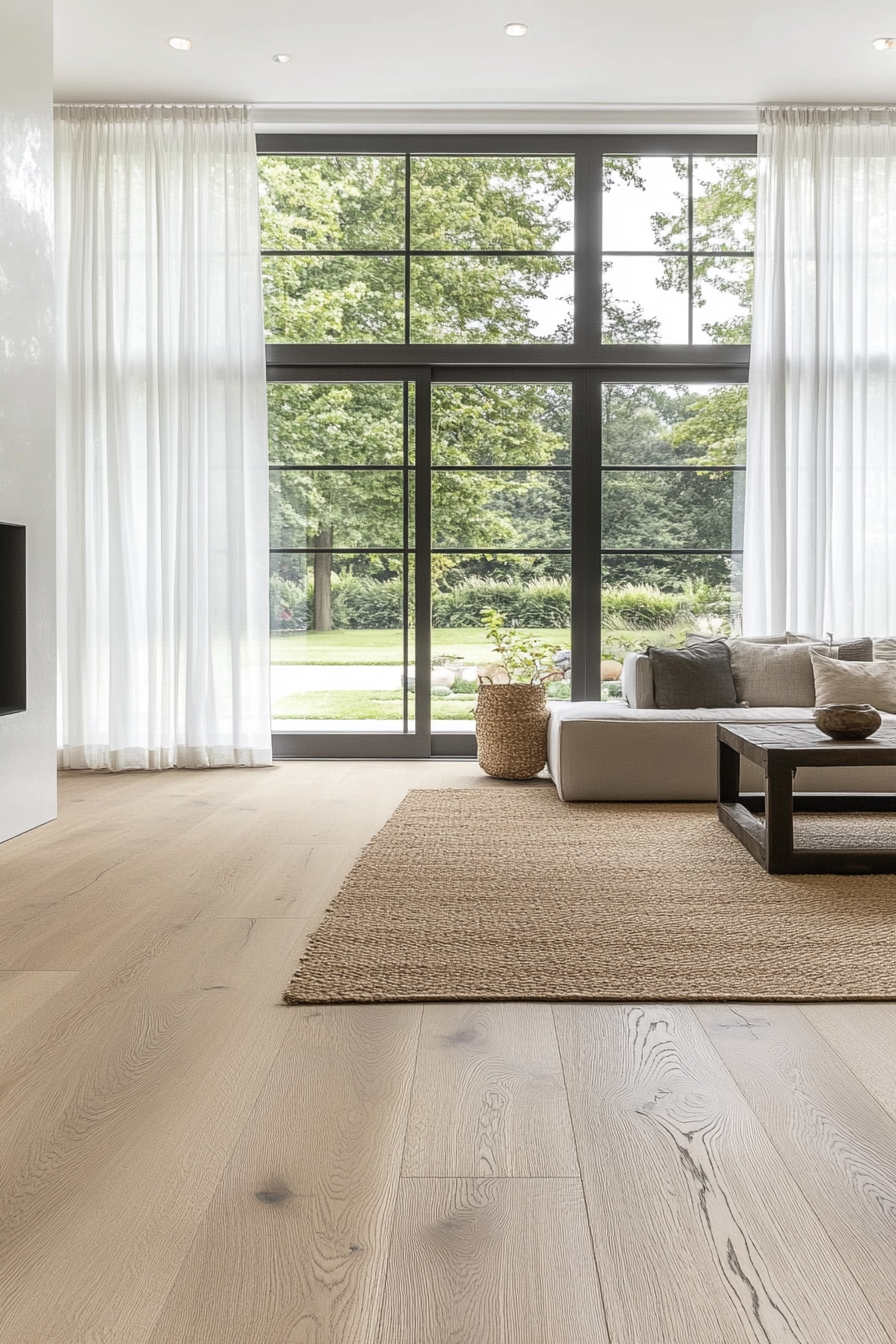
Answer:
[56,104,272,769]
[743,105,896,637]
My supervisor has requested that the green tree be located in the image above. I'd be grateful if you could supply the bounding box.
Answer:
[668,385,748,469]
[262,155,575,628]
[261,153,753,631]
[651,157,756,343]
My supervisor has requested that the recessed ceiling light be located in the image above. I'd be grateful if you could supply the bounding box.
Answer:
[504,22,528,36]
[272,53,292,63]
[872,37,896,50]
[167,36,192,51]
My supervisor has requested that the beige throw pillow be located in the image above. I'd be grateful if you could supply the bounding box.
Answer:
[728,639,828,707]
[810,650,896,713]
[873,637,896,661]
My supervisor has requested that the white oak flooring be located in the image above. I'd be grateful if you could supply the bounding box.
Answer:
[0,762,893,1344]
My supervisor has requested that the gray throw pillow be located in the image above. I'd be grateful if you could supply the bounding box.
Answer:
[785,630,873,661]
[647,642,738,710]
[836,638,874,661]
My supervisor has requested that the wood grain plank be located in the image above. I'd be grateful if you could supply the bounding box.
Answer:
[694,1002,896,1334]
[0,779,241,952]
[377,1178,610,1344]
[0,969,80,1042]
[146,1004,422,1344]
[0,797,322,970]
[554,1003,890,1344]
[801,1002,896,1122]
[0,915,307,1344]
[402,1003,579,1177]
[215,840,357,920]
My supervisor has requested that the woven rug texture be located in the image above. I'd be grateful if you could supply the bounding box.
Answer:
[282,788,896,1004]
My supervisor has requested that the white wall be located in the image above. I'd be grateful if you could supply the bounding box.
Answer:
[0,0,57,843]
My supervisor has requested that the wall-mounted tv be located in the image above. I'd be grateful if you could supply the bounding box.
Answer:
[0,523,26,715]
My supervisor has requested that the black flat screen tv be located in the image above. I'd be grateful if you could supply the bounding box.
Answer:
[0,522,26,715]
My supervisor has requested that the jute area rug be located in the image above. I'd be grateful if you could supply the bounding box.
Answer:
[282,788,896,1004]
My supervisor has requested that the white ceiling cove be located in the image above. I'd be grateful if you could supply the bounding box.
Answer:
[54,0,896,125]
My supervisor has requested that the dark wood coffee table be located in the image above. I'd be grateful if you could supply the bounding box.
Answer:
[717,723,896,873]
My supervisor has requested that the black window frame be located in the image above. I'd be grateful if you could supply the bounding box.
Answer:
[259,133,755,757]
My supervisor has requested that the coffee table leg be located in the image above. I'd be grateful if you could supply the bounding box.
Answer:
[765,760,794,872]
[718,740,741,805]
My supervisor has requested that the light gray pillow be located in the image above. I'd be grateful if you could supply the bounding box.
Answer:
[810,650,896,713]
[873,636,896,661]
[728,639,828,707]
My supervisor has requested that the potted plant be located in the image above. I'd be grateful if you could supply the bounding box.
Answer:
[475,607,564,779]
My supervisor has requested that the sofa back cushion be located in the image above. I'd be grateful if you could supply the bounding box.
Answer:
[728,639,828,707]
[647,641,738,709]
[621,651,656,708]
[784,631,874,661]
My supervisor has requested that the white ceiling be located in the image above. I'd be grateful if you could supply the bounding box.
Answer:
[54,0,896,126]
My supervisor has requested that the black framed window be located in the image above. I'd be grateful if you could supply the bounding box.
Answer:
[259,153,574,346]
[599,380,745,694]
[601,154,755,346]
[259,134,755,753]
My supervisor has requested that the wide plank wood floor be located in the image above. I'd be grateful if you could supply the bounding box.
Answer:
[0,763,893,1344]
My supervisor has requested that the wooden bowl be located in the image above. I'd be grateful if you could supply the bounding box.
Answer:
[813,704,882,740]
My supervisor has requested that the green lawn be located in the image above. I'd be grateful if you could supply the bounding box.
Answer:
[273,683,571,721]
[273,688,478,721]
[271,627,570,666]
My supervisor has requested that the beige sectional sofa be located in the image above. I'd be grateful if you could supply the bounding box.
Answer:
[547,640,896,802]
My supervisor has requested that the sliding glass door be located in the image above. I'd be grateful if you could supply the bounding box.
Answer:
[429,380,573,739]
[269,373,429,756]
[268,373,579,756]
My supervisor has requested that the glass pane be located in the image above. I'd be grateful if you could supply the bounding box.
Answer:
[692,157,756,252]
[258,155,405,251]
[262,255,404,343]
[601,554,743,669]
[602,469,740,551]
[410,156,574,251]
[602,156,688,252]
[270,469,407,548]
[601,255,688,344]
[602,383,748,467]
[693,257,753,344]
[270,552,410,733]
[431,555,571,733]
[268,383,407,466]
[432,383,571,467]
[410,256,573,343]
[433,470,570,549]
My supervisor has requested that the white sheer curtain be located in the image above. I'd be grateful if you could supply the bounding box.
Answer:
[743,105,896,637]
[56,104,271,769]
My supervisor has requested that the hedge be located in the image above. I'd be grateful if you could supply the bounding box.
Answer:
[271,573,729,632]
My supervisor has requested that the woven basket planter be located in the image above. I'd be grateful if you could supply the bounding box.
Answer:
[475,683,550,780]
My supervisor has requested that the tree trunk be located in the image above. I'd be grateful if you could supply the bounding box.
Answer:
[313,528,333,631]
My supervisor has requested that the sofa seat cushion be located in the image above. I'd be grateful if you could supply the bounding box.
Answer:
[548,703,836,725]
[546,703,896,801]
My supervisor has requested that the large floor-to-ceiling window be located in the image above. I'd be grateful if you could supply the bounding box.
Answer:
[259,136,755,757]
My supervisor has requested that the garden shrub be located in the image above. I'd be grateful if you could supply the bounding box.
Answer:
[271,571,731,633]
